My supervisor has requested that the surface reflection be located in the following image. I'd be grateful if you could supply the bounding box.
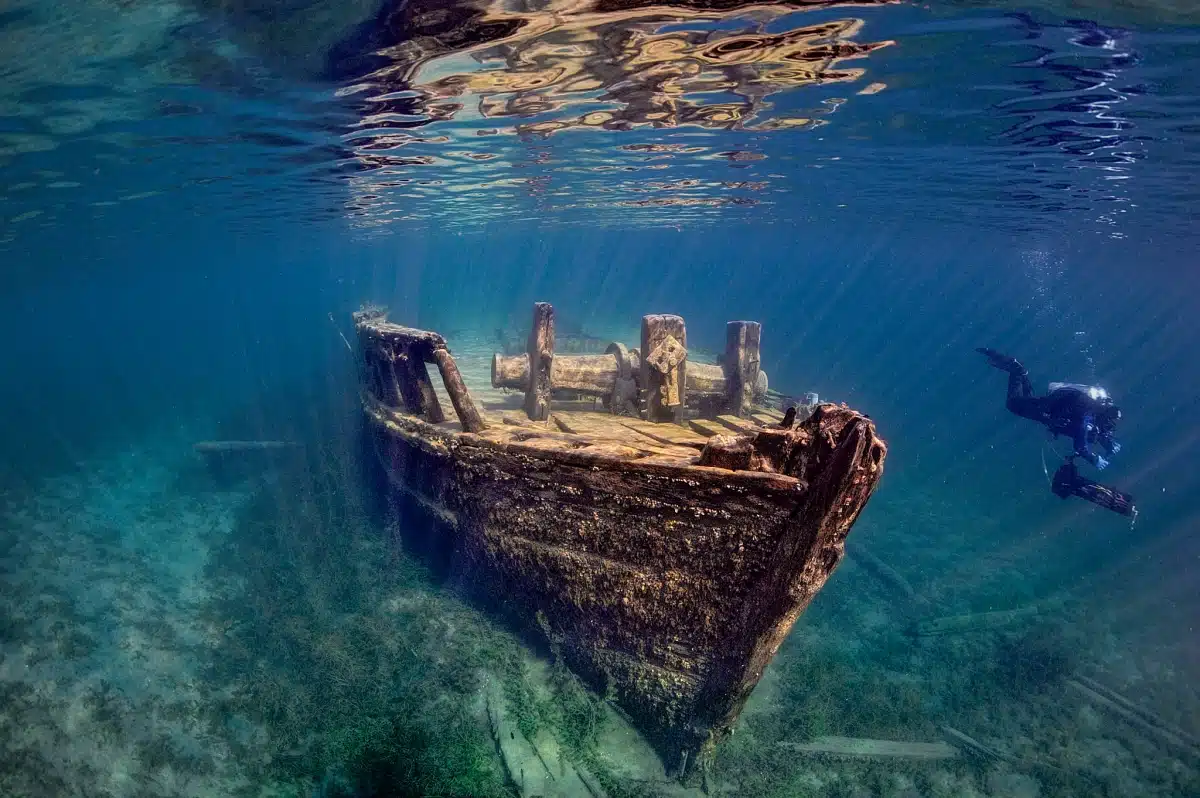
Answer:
[332,0,896,226]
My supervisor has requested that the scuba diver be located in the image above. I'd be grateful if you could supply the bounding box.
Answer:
[977,347,1136,519]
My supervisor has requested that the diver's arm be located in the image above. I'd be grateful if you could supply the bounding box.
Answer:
[1073,414,1104,467]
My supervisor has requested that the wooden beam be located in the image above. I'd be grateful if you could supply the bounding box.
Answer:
[724,321,761,417]
[641,314,687,422]
[778,736,959,761]
[366,347,403,408]
[433,348,487,433]
[492,352,529,388]
[356,320,446,359]
[410,354,446,423]
[525,302,556,421]
[392,346,428,417]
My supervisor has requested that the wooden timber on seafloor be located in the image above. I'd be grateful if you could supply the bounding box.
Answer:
[352,302,888,780]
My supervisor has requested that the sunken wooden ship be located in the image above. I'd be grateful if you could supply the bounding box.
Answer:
[354,302,887,776]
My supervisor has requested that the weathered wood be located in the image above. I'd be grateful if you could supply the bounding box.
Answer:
[492,349,768,409]
[687,418,730,438]
[620,418,709,449]
[1075,675,1200,750]
[697,434,758,471]
[493,352,529,388]
[433,347,487,433]
[526,302,555,421]
[751,410,784,427]
[484,673,610,798]
[910,605,1041,637]
[724,321,761,417]
[778,736,959,761]
[357,320,446,360]
[641,314,687,422]
[846,540,920,605]
[364,402,885,776]
[1068,677,1200,759]
[193,440,301,453]
[605,342,639,415]
[715,414,757,434]
[410,353,446,423]
[393,346,429,416]
[494,353,615,394]
[553,354,619,394]
[686,362,725,396]
[940,726,1010,763]
[359,337,403,409]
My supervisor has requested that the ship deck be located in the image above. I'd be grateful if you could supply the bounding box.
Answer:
[381,333,789,468]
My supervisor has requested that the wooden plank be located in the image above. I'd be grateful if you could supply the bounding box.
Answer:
[715,414,758,433]
[846,541,923,607]
[621,418,708,448]
[911,605,1040,637]
[777,736,959,761]
[525,302,555,421]
[687,418,730,438]
[1067,678,1200,759]
[1074,675,1200,750]
[554,413,698,459]
[752,408,785,425]
[194,440,301,454]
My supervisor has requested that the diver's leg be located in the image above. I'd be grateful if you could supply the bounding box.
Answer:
[977,348,1040,418]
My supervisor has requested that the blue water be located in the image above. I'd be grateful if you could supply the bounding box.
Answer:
[2,1,1198,796]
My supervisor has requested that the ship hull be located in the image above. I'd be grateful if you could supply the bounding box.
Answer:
[364,399,884,773]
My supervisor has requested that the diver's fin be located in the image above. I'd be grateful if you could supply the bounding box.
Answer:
[976,347,1025,374]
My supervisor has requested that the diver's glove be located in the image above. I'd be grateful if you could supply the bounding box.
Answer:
[1110,442,1122,455]
[1095,455,1110,470]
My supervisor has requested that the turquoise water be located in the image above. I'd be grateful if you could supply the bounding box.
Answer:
[2,1,1198,796]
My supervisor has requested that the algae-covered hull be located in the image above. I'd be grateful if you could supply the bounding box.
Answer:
[355,304,886,775]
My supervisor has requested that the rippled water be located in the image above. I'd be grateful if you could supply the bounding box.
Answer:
[1,0,1197,242]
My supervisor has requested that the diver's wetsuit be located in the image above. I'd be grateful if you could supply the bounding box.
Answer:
[982,349,1119,468]
[979,348,1134,518]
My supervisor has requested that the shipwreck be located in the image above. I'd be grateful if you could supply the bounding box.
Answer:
[353,302,886,777]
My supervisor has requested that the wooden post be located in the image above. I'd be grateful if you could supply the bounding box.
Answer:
[641,314,687,422]
[525,302,555,421]
[368,349,403,408]
[392,346,427,416]
[433,348,487,433]
[410,354,446,423]
[724,321,761,417]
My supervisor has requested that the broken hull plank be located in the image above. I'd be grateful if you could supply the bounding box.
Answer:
[778,736,959,761]
[911,605,1041,637]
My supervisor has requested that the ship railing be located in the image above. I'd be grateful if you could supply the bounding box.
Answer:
[490,302,767,423]
[353,311,486,433]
